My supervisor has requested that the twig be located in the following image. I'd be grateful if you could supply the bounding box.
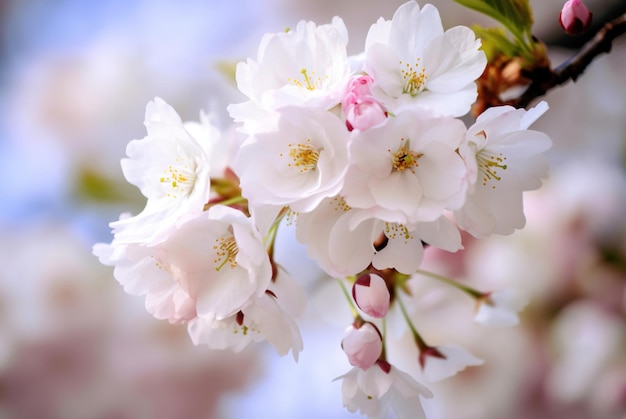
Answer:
[515,13,626,108]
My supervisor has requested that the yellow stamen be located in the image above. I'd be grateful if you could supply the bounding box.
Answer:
[400,58,427,96]
[390,138,423,172]
[477,152,508,188]
[213,235,239,271]
[282,139,320,173]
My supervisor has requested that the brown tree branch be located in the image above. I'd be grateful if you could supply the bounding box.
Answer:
[515,13,626,109]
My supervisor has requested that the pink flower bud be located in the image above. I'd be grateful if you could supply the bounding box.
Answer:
[341,322,383,370]
[559,0,592,36]
[352,273,390,318]
[342,75,387,131]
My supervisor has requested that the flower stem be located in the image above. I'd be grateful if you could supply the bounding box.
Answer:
[264,207,288,257]
[336,278,359,320]
[203,195,247,211]
[395,293,428,351]
[415,269,484,299]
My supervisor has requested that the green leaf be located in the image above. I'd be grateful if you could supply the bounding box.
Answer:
[453,0,533,42]
[75,169,139,203]
[472,25,522,61]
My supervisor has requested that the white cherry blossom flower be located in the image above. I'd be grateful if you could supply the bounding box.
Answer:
[364,1,486,116]
[235,106,350,213]
[455,101,552,238]
[187,289,303,361]
[295,197,379,278]
[111,97,213,245]
[228,17,351,132]
[419,344,484,382]
[338,362,433,419]
[474,289,528,327]
[296,198,462,278]
[94,205,272,324]
[93,236,197,324]
[371,215,463,274]
[343,107,468,225]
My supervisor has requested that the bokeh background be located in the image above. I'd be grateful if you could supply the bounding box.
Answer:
[0,0,625,418]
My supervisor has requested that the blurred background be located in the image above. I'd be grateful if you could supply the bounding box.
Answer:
[0,0,625,418]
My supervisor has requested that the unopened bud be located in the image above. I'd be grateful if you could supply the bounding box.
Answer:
[341,322,383,370]
[352,273,390,318]
[559,0,592,36]
[342,75,387,131]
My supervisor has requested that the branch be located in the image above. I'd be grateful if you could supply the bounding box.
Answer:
[515,13,626,108]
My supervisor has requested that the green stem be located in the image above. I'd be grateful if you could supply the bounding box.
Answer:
[336,278,359,320]
[263,207,288,253]
[204,195,247,211]
[414,269,484,299]
[395,293,428,351]
[380,316,388,361]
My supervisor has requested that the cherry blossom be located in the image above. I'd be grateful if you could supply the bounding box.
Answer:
[94,205,272,324]
[235,106,350,213]
[187,289,303,361]
[338,362,433,419]
[420,344,484,382]
[228,17,351,132]
[474,289,528,327]
[363,1,486,117]
[110,98,214,245]
[343,107,468,225]
[455,101,552,238]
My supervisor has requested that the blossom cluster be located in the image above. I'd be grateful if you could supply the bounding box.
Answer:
[94,2,552,417]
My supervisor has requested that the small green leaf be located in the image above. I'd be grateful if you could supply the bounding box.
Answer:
[472,25,522,61]
[75,169,138,203]
[453,0,534,44]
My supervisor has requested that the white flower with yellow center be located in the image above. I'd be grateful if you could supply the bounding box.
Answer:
[455,101,552,238]
[187,271,304,361]
[94,205,273,326]
[296,197,462,278]
[342,107,467,225]
[228,17,351,132]
[363,1,486,117]
[235,106,350,213]
[111,98,213,245]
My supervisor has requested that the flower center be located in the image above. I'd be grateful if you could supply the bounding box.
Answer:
[159,158,197,198]
[390,138,422,173]
[288,68,327,91]
[384,222,414,244]
[400,59,427,96]
[213,235,239,271]
[283,139,320,173]
[477,151,507,188]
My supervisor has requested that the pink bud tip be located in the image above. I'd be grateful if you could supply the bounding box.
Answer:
[559,0,592,36]
[352,273,390,318]
[341,322,383,370]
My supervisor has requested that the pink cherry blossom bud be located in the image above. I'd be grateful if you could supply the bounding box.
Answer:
[341,322,383,370]
[352,273,390,318]
[559,0,592,36]
[342,75,387,131]
[346,74,375,97]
